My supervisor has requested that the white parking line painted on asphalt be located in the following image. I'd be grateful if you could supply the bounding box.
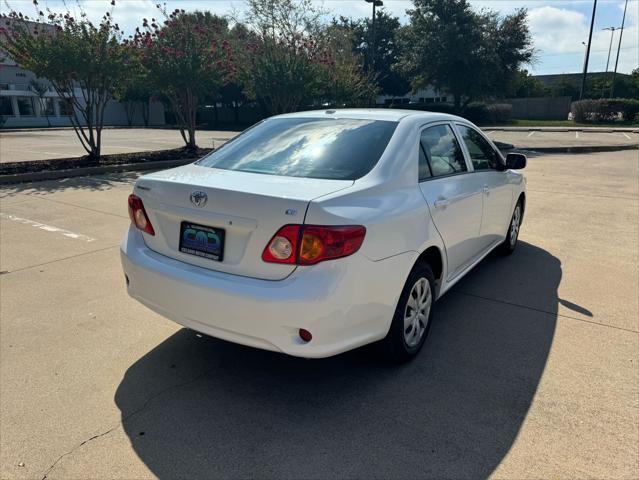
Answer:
[0,213,96,242]
[485,131,495,136]
[576,131,579,139]
[622,132,631,140]
[527,131,535,137]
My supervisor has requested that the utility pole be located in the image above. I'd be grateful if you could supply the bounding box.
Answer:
[579,0,598,100]
[365,0,383,71]
[610,0,628,98]
[602,27,619,97]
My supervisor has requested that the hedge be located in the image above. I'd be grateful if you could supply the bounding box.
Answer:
[571,98,639,123]
[400,101,512,124]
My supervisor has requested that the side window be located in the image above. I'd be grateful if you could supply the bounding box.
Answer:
[420,124,467,177]
[418,144,432,181]
[457,125,501,171]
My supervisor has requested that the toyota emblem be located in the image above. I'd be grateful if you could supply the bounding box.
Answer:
[190,191,208,208]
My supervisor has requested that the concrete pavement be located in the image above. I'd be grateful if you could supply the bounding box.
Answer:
[0,129,237,163]
[0,150,638,479]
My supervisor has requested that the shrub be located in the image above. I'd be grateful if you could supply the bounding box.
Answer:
[485,103,512,123]
[571,98,639,123]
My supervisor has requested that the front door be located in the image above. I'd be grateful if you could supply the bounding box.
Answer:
[456,124,513,247]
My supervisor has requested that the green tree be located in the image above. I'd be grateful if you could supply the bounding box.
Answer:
[320,24,379,107]
[1,4,135,158]
[396,0,534,111]
[135,9,234,149]
[334,11,410,96]
[512,70,548,98]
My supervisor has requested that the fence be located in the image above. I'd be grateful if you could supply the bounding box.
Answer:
[506,97,572,121]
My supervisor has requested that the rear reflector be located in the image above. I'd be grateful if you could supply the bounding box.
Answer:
[262,224,365,265]
[299,329,312,342]
[128,194,155,236]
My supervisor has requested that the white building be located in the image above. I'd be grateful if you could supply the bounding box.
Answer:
[0,19,165,129]
[376,87,451,106]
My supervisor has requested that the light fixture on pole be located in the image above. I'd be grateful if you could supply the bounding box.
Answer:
[610,0,628,98]
[365,0,383,71]
[602,27,620,97]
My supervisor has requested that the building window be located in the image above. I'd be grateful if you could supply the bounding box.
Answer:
[16,97,35,116]
[42,98,55,116]
[58,99,73,116]
[0,84,9,91]
[0,97,13,116]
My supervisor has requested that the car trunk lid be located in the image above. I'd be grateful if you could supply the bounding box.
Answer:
[133,164,353,280]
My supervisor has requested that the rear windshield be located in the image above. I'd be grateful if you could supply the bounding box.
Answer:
[196,117,398,180]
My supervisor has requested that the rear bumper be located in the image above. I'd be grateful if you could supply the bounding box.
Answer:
[121,227,417,358]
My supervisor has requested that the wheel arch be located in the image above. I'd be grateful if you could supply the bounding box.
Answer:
[518,192,526,224]
[414,245,444,294]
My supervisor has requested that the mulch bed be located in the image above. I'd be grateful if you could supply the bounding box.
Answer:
[0,147,213,176]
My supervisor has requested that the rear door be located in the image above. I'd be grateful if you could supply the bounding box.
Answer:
[456,124,513,248]
[418,123,484,280]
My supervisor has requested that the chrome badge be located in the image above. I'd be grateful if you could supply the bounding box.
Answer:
[190,191,208,208]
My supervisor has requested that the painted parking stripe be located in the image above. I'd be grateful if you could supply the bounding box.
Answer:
[527,131,535,137]
[621,132,631,140]
[0,213,96,242]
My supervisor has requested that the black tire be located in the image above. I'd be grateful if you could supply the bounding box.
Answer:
[498,200,523,256]
[382,263,436,363]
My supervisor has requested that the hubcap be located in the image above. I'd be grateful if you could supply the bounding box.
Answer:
[510,205,521,247]
[403,277,432,348]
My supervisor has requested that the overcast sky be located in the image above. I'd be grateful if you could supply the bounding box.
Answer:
[3,0,638,75]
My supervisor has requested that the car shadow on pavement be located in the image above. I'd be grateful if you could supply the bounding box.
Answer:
[114,241,560,479]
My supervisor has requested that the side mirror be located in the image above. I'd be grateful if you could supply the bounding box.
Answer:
[506,153,527,170]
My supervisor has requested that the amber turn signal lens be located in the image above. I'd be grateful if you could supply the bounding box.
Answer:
[300,233,323,262]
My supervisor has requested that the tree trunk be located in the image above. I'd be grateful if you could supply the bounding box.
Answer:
[233,101,240,125]
[453,94,462,113]
[142,101,150,127]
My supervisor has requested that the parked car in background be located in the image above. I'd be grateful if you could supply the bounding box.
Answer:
[121,109,527,362]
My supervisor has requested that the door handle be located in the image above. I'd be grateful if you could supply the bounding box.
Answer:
[434,198,450,209]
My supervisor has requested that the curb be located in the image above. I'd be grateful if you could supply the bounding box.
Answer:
[512,144,639,154]
[485,126,639,133]
[0,158,195,185]
[1,144,637,185]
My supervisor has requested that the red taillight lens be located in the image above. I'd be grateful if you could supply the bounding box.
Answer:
[127,194,155,236]
[262,224,365,265]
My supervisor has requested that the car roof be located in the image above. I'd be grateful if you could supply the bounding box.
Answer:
[273,108,468,124]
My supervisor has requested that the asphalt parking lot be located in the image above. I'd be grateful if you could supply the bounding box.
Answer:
[1,127,638,163]
[1,150,638,479]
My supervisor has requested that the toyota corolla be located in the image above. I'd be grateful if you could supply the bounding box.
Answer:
[120,109,526,362]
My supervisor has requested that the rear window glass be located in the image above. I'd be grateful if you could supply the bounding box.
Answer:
[197,117,398,180]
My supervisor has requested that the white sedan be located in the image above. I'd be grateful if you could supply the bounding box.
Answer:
[121,109,526,362]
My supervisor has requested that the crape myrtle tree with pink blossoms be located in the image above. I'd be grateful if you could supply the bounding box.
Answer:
[238,0,377,115]
[133,8,236,150]
[0,1,136,159]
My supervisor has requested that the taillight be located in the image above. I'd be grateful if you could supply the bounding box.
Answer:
[127,194,155,236]
[262,225,365,265]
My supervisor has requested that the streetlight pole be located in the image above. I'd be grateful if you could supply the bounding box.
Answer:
[365,0,383,71]
[602,27,619,97]
[579,0,597,100]
[610,0,628,98]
